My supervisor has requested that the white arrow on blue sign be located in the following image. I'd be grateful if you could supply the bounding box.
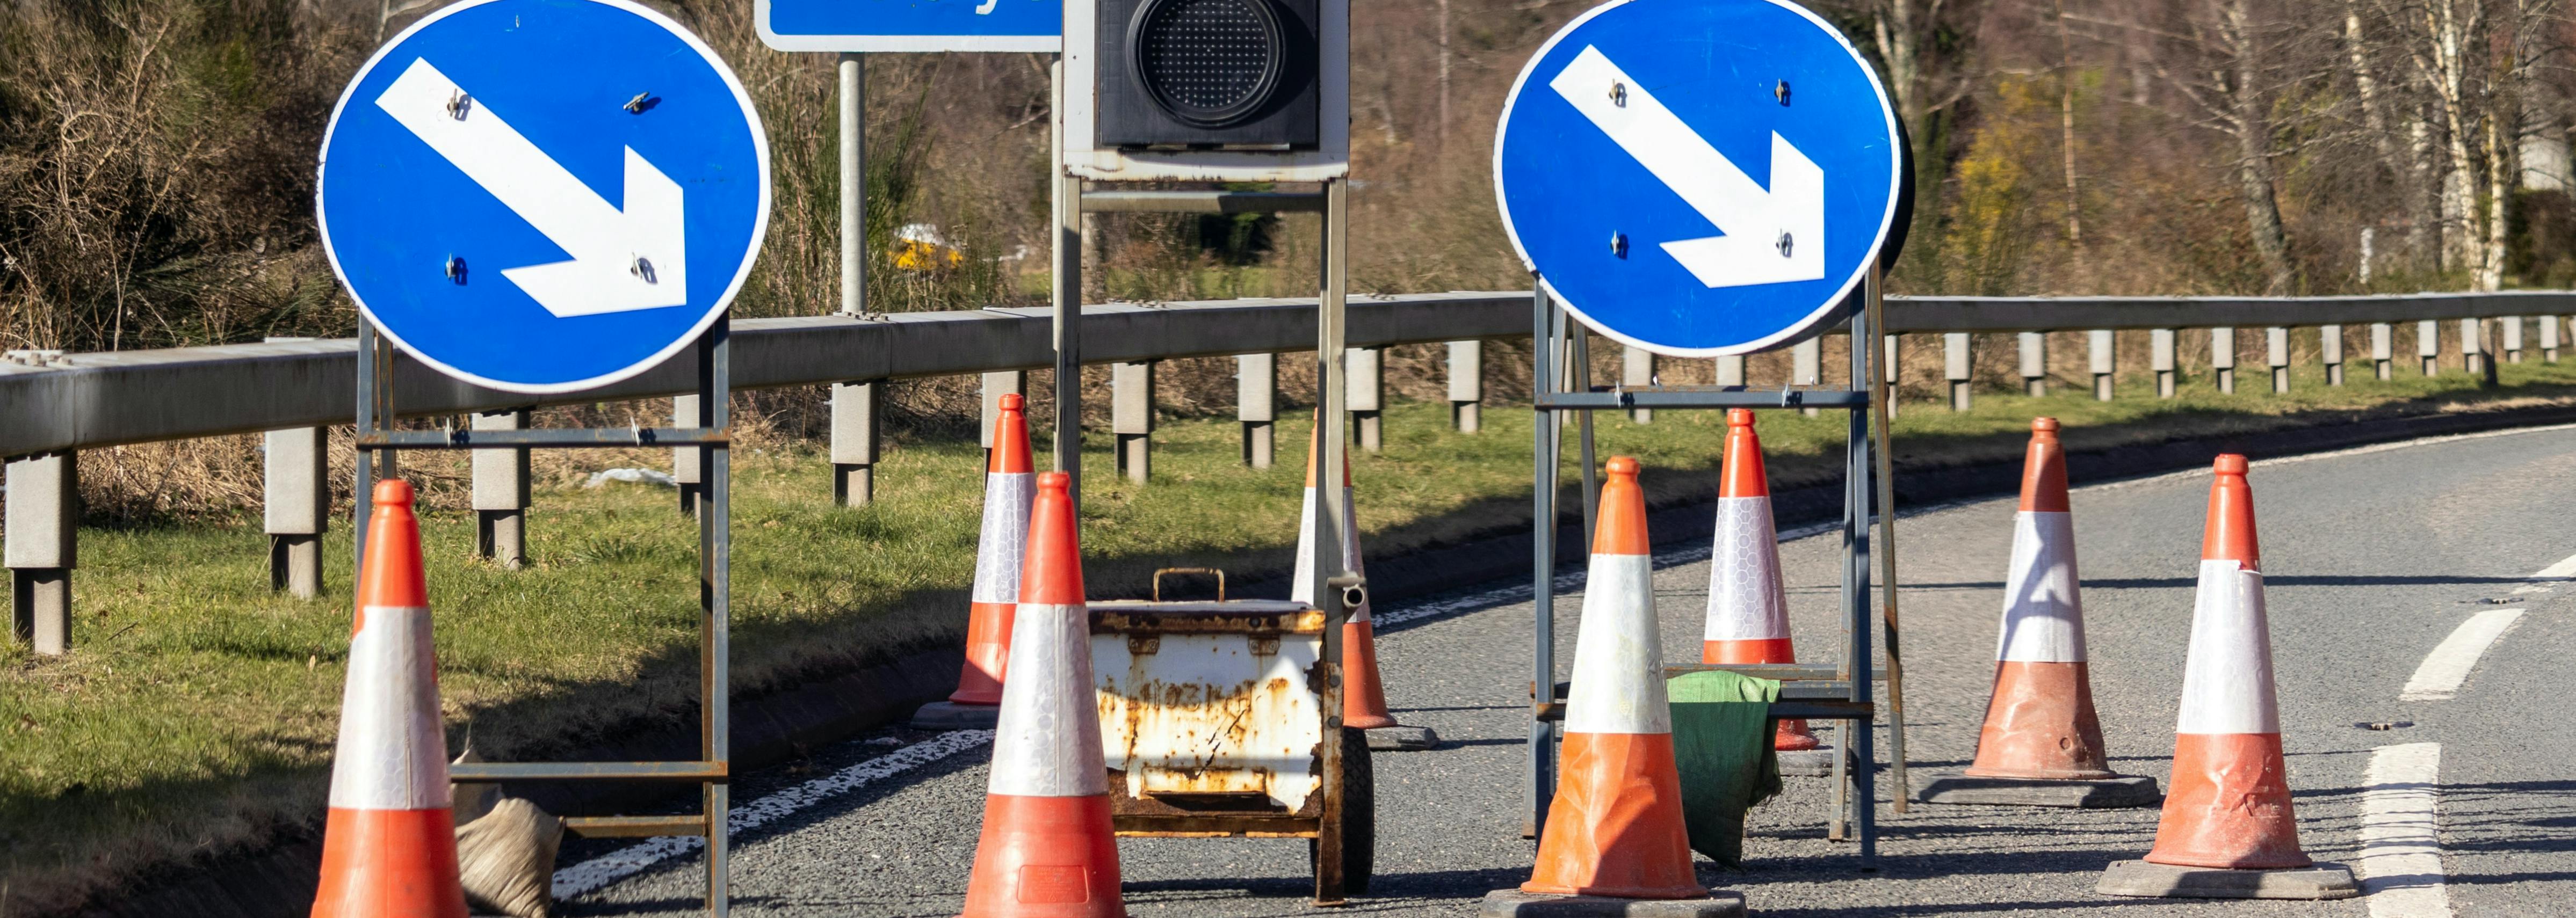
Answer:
[319,0,770,394]
[1494,0,1900,357]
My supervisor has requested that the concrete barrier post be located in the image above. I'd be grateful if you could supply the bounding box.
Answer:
[5,451,74,655]
[1944,332,1972,411]
[2153,329,2178,398]
[1883,334,1902,417]
[981,371,1026,454]
[2267,326,2291,393]
[2460,318,2484,375]
[2018,331,2047,397]
[1714,354,1746,387]
[2419,319,2441,375]
[2211,327,2237,394]
[1445,341,1481,433]
[1349,346,1383,452]
[471,409,531,570]
[264,424,328,597]
[2088,330,2114,400]
[1794,338,1822,416]
[831,382,879,506]
[1622,345,1654,424]
[672,395,701,516]
[2503,316,2524,363]
[2371,323,2394,380]
[1113,361,1154,483]
[2321,324,2345,386]
[2542,316,2563,363]
[1240,353,1278,465]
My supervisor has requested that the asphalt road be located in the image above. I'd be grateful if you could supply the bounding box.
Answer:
[555,423,2576,917]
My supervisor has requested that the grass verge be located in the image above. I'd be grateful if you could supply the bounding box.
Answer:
[8,357,2576,912]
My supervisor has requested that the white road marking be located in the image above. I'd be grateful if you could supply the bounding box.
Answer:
[2400,609,2525,702]
[2513,551,2576,594]
[2356,742,2449,917]
[2079,420,2576,497]
[552,729,993,901]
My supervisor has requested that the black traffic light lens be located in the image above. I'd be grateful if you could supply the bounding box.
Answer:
[1128,0,1286,129]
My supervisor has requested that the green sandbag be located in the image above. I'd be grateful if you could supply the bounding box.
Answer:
[1666,669,1783,868]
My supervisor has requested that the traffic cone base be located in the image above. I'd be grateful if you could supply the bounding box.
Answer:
[313,807,464,917]
[1522,732,1704,900]
[2146,733,2309,869]
[1965,661,2113,780]
[961,795,1126,916]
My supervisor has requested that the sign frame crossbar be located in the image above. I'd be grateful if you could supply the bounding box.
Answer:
[1524,266,1900,870]
[352,316,735,917]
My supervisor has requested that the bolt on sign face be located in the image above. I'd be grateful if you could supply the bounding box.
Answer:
[1493,0,1901,357]
[318,0,771,394]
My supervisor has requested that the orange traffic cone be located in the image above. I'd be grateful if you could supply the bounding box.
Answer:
[2099,455,2355,899]
[1293,420,1395,731]
[1702,409,1818,754]
[1518,457,1706,901]
[313,480,467,918]
[952,393,1037,706]
[1919,418,2159,808]
[960,470,1126,917]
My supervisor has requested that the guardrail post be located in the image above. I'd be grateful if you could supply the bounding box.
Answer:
[981,371,1026,458]
[1113,360,1155,483]
[2322,324,2345,386]
[2419,320,2441,375]
[6,450,74,655]
[2153,329,2178,398]
[831,382,879,506]
[2017,332,2047,397]
[2087,330,2114,400]
[264,422,328,598]
[2502,316,2524,363]
[1240,353,1278,465]
[1882,334,1901,417]
[470,409,531,570]
[1715,354,1746,386]
[2371,323,2394,379]
[672,395,701,516]
[1349,347,1383,452]
[1793,338,1822,416]
[2267,327,2290,393]
[1446,341,1481,433]
[1943,332,1972,411]
[2543,316,2563,363]
[2460,318,2484,375]
[1623,345,1654,423]
[2211,327,2237,394]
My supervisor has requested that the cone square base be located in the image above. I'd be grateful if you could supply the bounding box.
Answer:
[1364,724,1439,752]
[2096,859,2357,900]
[910,701,1001,731]
[1481,890,1747,917]
[1915,772,2161,808]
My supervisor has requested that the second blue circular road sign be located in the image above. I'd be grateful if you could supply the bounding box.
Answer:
[1494,0,1901,357]
[319,0,771,394]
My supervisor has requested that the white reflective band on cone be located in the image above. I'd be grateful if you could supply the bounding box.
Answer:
[1995,511,2087,663]
[988,602,1110,797]
[1565,553,1672,735]
[1705,497,1789,641]
[2175,560,2282,735]
[328,606,452,810]
[1291,486,1373,624]
[969,472,1034,605]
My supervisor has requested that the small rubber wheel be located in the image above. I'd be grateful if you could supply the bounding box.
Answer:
[1309,726,1377,896]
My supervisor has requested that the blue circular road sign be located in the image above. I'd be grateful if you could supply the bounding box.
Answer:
[1494,0,1900,357]
[319,0,771,394]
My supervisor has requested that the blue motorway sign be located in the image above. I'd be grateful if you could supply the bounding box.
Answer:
[1494,0,1901,357]
[318,0,770,394]
[759,0,1062,53]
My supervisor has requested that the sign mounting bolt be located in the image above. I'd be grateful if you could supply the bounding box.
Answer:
[1609,80,1626,107]
[631,256,656,283]
[1610,231,1628,257]
[1775,232,1793,258]
[624,92,651,113]
[1775,80,1791,106]
[446,89,471,120]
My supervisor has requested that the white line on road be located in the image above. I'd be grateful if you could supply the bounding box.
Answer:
[552,729,995,901]
[2512,551,2576,594]
[2356,742,2449,918]
[2400,609,2526,702]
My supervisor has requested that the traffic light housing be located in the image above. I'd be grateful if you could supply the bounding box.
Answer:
[1094,0,1322,149]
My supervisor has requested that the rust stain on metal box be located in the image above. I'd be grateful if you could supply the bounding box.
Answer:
[1090,600,1327,813]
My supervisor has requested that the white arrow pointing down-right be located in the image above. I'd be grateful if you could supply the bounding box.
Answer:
[1550,45,1825,288]
[375,57,688,317]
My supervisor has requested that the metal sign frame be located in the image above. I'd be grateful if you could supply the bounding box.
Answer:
[1523,266,1902,868]
[352,317,736,916]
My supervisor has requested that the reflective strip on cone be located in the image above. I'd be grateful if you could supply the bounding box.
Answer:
[2174,560,2281,736]
[1565,553,1671,736]
[954,469,1036,705]
[329,606,451,810]
[1994,512,2086,664]
[1702,497,1791,661]
[988,602,1109,799]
